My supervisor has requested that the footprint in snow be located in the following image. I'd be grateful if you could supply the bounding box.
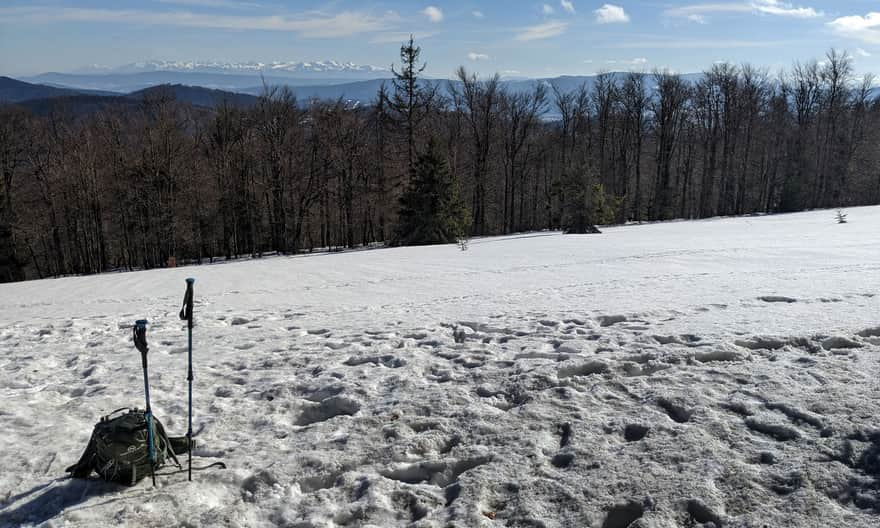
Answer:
[601,501,645,528]
[597,315,627,327]
[296,396,361,426]
[857,327,880,338]
[758,295,797,303]
[657,397,693,424]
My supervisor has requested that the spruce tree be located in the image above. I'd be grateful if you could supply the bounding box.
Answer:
[393,140,468,246]
[561,167,601,234]
[391,36,428,173]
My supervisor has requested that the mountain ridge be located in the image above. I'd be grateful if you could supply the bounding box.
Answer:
[0,76,117,103]
[11,72,873,120]
[71,59,389,78]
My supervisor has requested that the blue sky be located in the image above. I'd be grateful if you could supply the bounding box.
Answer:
[1,1,879,78]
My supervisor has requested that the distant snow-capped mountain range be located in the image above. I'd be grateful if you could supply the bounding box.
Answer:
[74,60,388,78]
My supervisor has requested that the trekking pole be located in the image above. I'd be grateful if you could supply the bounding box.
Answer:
[179,278,195,481]
[133,319,157,487]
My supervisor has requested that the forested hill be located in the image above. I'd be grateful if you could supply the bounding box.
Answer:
[0,78,258,115]
[0,76,98,103]
[1,46,879,283]
[4,72,708,115]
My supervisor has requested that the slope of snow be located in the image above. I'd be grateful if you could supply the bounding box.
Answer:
[1,207,879,527]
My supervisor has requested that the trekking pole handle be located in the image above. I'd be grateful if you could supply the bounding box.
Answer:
[180,278,195,329]
[134,320,149,365]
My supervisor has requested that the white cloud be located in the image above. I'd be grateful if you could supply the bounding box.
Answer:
[0,6,395,37]
[665,1,821,22]
[542,4,555,15]
[856,47,872,57]
[604,57,648,66]
[422,6,443,23]
[561,1,576,15]
[514,20,568,41]
[828,12,880,44]
[665,4,750,20]
[595,4,630,24]
[472,10,484,18]
[751,0,820,18]
[467,52,490,61]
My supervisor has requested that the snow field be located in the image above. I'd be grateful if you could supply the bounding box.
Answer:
[1,206,880,527]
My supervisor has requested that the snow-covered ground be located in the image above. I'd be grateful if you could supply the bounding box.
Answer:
[1,207,879,527]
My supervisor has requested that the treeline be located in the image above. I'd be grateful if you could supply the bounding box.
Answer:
[1,43,879,282]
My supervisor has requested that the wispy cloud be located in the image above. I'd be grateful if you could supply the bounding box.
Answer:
[515,20,568,41]
[613,37,795,49]
[597,57,649,70]
[422,6,443,23]
[561,1,576,15]
[595,4,630,24]
[369,31,435,44]
[828,12,880,44]
[468,52,490,61]
[542,4,555,15]
[856,48,872,57]
[155,0,258,8]
[665,3,751,19]
[606,57,648,65]
[751,0,820,18]
[0,6,397,38]
[472,10,484,19]
[666,1,821,22]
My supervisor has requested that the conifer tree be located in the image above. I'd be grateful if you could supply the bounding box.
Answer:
[561,167,601,234]
[393,140,468,246]
[391,36,428,173]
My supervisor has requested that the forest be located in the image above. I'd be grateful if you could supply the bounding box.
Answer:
[1,42,878,282]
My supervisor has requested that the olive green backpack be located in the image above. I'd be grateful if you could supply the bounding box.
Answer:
[66,408,191,486]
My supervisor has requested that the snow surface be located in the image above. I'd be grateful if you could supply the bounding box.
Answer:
[1,207,879,527]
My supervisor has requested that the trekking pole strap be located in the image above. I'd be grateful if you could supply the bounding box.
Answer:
[155,461,226,476]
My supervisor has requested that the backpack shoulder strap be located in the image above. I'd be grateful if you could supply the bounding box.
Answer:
[65,432,98,478]
[152,418,184,468]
